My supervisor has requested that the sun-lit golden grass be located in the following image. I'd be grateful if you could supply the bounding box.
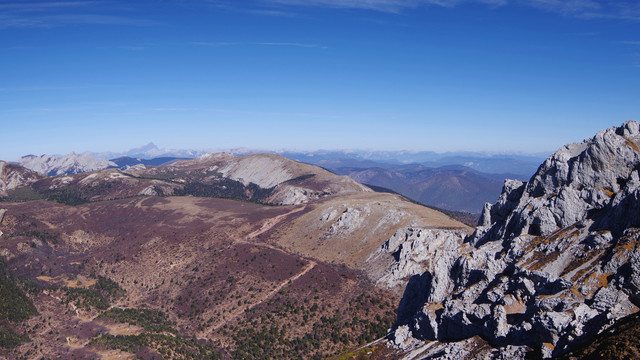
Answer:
[624,136,639,152]
[36,274,97,289]
[102,322,145,336]
[97,349,137,360]
[270,192,472,273]
[595,187,615,197]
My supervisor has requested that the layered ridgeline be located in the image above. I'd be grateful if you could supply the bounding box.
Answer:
[4,153,371,206]
[14,150,537,215]
[385,120,640,359]
[18,153,117,176]
[0,152,469,359]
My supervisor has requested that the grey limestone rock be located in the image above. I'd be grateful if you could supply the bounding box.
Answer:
[374,227,467,290]
[391,121,640,359]
[18,152,117,176]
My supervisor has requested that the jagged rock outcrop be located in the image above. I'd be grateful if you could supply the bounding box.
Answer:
[0,161,42,194]
[370,227,468,290]
[18,152,117,176]
[0,208,6,237]
[392,121,640,359]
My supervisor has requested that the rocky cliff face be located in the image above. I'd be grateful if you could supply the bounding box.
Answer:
[18,152,117,176]
[368,227,469,291]
[391,121,640,359]
[0,161,42,195]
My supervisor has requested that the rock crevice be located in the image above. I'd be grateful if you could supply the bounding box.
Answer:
[391,121,640,359]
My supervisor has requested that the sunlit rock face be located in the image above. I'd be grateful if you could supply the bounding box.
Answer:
[18,152,117,176]
[392,120,640,359]
[0,161,43,194]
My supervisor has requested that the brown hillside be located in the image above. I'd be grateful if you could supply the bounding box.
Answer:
[0,155,469,359]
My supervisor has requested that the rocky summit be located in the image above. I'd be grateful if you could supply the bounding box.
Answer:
[389,120,640,359]
[18,152,117,176]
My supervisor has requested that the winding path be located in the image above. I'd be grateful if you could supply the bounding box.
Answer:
[208,259,317,332]
[200,204,316,336]
[48,203,314,347]
[245,205,306,240]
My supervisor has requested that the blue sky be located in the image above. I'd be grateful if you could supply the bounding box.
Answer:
[1,0,639,160]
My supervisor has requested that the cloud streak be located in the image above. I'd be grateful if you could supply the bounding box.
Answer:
[191,41,327,49]
[258,0,640,20]
[4,0,637,28]
[257,42,328,48]
[0,84,121,93]
[618,40,640,46]
[0,1,155,29]
[0,1,101,12]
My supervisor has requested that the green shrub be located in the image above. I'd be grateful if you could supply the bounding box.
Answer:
[0,324,29,348]
[63,287,109,310]
[97,308,177,334]
[89,333,221,359]
[94,275,125,298]
[42,187,88,206]
[14,230,59,244]
[4,188,43,202]
[0,258,38,321]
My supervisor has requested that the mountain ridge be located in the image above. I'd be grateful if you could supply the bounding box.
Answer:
[331,164,506,213]
[382,120,640,359]
[17,153,117,176]
[0,150,468,359]
[13,151,526,214]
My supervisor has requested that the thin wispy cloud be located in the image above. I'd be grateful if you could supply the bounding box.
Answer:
[0,15,155,29]
[523,0,600,14]
[191,41,241,47]
[0,85,121,92]
[618,40,640,46]
[150,105,345,119]
[266,0,427,13]
[258,42,328,49]
[258,0,640,20]
[525,0,640,20]
[191,41,327,49]
[201,1,298,17]
[118,45,146,51]
[244,8,298,16]
[0,1,155,28]
[0,1,101,12]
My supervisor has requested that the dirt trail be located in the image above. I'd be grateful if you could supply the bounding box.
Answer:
[206,259,317,334]
[57,204,311,349]
[245,205,306,240]
[236,204,307,254]
[40,219,58,230]
[200,205,314,336]
[135,197,147,208]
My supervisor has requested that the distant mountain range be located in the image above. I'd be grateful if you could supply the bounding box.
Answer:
[90,143,546,178]
[92,142,205,160]
[329,164,505,214]
[13,144,549,214]
[279,150,545,177]
[278,154,545,214]
[109,156,188,168]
